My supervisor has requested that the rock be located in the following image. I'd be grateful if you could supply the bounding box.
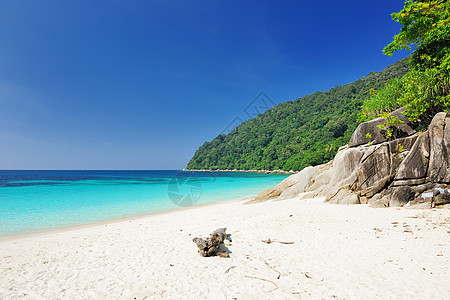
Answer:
[348,108,415,148]
[277,166,320,200]
[409,189,436,209]
[427,112,450,183]
[389,134,418,173]
[326,188,360,204]
[392,178,426,186]
[369,194,390,208]
[390,107,417,137]
[433,190,450,206]
[298,191,315,200]
[358,175,392,198]
[331,147,365,184]
[244,111,450,210]
[395,131,430,180]
[357,144,391,191]
[324,170,359,199]
[348,117,387,147]
[411,184,434,197]
[305,162,333,193]
[388,186,414,207]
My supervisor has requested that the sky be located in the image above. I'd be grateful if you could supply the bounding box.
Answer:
[0,0,410,170]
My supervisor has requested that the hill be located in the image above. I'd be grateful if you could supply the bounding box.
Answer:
[187,58,410,171]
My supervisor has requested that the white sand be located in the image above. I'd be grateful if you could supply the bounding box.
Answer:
[0,197,449,299]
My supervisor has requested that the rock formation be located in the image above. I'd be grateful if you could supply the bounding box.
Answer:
[248,109,450,209]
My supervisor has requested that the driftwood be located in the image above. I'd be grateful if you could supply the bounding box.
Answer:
[244,275,279,293]
[265,261,281,279]
[262,238,295,244]
[193,228,231,257]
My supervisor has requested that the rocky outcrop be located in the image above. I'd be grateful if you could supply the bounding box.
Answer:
[251,110,450,209]
[248,166,319,203]
[348,108,415,147]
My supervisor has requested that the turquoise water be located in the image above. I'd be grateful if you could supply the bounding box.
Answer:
[0,170,287,237]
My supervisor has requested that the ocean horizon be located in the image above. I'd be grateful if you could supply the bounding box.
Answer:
[0,170,288,237]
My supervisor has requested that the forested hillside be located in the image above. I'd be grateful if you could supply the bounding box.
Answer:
[187,58,410,171]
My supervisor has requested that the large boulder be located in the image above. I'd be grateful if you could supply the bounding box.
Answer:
[348,108,415,148]
[304,162,333,193]
[277,166,319,200]
[427,112,450,183]
[348,117,387,147]
[388,134,418,173]
[389,108,417,137]
[248,165,320,203]
[388,186,414,207]
[330,147,365,184]
[395,132,430,180]
[326,188,360,205]
[356,143,391,192]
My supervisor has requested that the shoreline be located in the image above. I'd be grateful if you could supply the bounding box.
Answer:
[183,169,296,174]
[0,196,247,242]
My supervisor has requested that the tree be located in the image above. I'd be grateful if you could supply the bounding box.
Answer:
[383,0,450,72]
[361,0,450,123]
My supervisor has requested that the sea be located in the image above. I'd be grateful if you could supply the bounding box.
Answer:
[0,170,288,237]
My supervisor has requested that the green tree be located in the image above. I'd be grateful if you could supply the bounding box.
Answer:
[362,0,450,124]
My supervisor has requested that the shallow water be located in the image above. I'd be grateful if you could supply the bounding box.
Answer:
[0,170,288,236]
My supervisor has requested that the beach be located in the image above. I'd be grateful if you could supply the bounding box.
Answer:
[0,197,449,299]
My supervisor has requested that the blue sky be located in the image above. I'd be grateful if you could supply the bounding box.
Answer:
[0,0,409,170]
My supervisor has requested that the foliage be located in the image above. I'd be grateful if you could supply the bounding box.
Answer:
[376,112,403,139]
[358,78,405,121]
[383,0,450,72]
[186,58,410,171]
[362,0,450,124]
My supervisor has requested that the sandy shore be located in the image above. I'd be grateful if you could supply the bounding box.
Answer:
[0,197,449,299]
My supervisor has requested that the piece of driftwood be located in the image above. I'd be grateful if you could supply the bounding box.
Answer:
[225,266,236,274]
[193,228,231,257]
[244,275,278,293]
[265,261,281,279]
[262,238,295,244]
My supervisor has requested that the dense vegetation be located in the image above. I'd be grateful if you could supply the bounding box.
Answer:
[360,0,450,126]
[187,58,410,171]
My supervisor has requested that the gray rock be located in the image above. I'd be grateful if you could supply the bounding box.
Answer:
[348,108,415,148]
[433,191,450,206]
[306,162,333,193]
[357,144,391,191]
[244,111,450,210]
[427,112,450,183]
[395,131,430,180]
[392,178,426,186]
[389,134,418,174]
[390,107,417,137]
[388,186,414,207]
[358,175,392,198]
[369,195,390,208]
[298,191,315,200]
[331,147,365,184]
[348,117,387,147]
[326,188,359,205]
[277,166,319,200]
